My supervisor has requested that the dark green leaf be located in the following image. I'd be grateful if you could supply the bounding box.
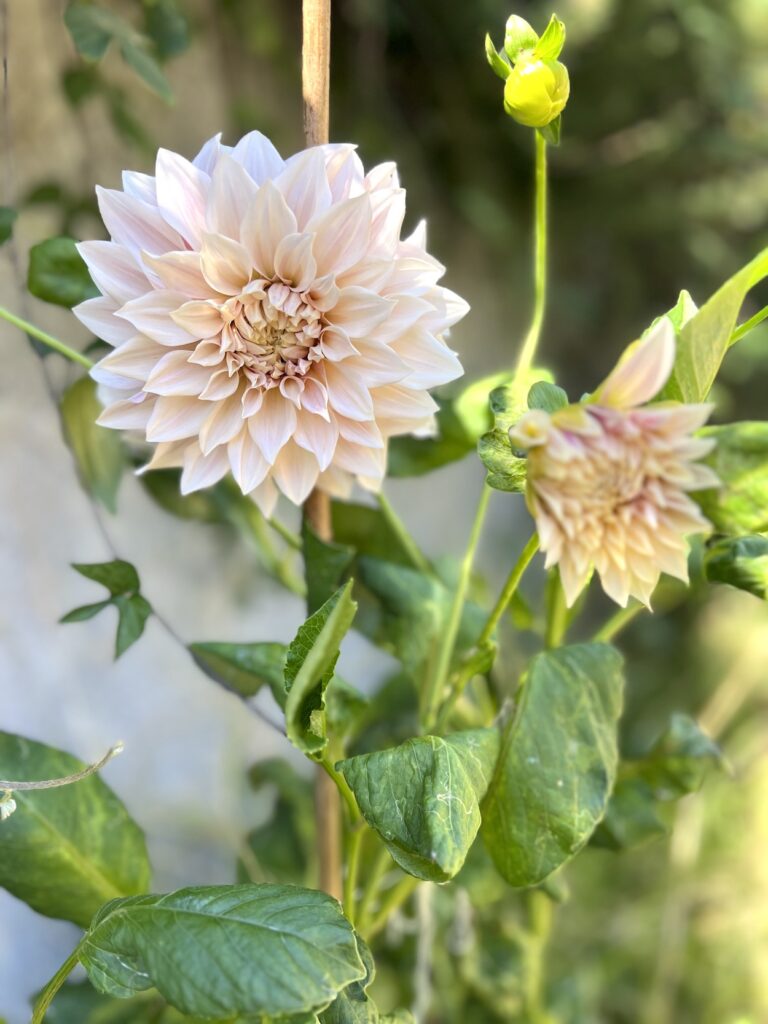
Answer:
[190,642,288,702]
[63,561,151,659]
[379,1013,415,1023]
[140,468,225,522]
[695,422,768,534]
[120,41,173,102]
[477,428,527,493]
[114,594,152,658]
[59,599,112,623]
[705,534,768,600]
[340,729,500,882]
[60,377,125,512]
[28,236,98,307]
[285,582,358,756]
[0,205,16,245]
[303,521,355,615]
[0,731,150,927]
[78,884,366,1018]
[326,677,369,745]
[64,4,127,60]
[527,380,568,413]
[482,643,624,887]
[72,560,140,596]
[319,938,377,1024]
[143,0,189,59]
[331,501,421,569]
[591,778,666,850]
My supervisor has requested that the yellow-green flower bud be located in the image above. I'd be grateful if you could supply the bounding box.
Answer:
[504,15,538,63]
[503,57,570,128]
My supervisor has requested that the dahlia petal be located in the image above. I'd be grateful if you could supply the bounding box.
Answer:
[558,554,591,608]
[73,296,136,345]
[141,250,218,299]
[333,438,387,480]
[275,148,332,229]
[319,327,359,363]
[200,232,252,295]
[350,339,410,385]
[77,241,149,304]
[248,389,297,464]
[418,286,471,332]
[206,153,260,240]
[324,362,375,421]
[136,440,188,474]
[272,441,320,504]
[116,291,196,346]
[392,326,462,388]
[365,161,399,192]
[337,258,393,291]
[404,218,427,248]
[145,350,214,397]
[231,130,284,184]
[372,383,438,423]
[330,286,394,337]
[386,252,445,291]
[241,180,297,278]
[93,336,167,385]
[155,148,210,246]
[122,170,157,203]
[307,193,372,276]
[96,186,184,255]
[97,393,154,430]
[299,377,330,419]
[294,410,339,470]
[199,395,245,454]
[180,443,230,494]
[273,232,317,291]
[369,188,406,254]
[336,416,384,449]
[597,317,676,409]
[171,300,224,339]
[325,146,365,201]
[316,464,355,500]
[250,477,280,516]
[199,368,240,401]
[146,396,211,442]
[371,295,434,344]
[228,428,270,493]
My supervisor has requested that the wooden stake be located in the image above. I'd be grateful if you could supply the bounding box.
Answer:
[301,0,342,903]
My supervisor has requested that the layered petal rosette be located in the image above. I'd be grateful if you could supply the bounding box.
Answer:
[511,319,719,608]
[75,132,467,514]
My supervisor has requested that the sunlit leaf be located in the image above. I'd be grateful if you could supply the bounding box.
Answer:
[28,236,98,307]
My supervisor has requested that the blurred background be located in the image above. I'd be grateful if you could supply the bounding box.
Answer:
[1,0,768,1021]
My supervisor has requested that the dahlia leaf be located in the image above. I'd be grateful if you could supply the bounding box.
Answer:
[478,428,527,493]
[240,759,315,886]
[189,641,288,702]
[695,421,768,534]
[318,936,377,1024]
[482,643,624,887]
[60,377,125,513]
[76,885,366,1018]
[143,0,189,60]
[113,593,153,658]
[0,205,16,245]
[120,41,173,103]
[331,500,424,569]
[302,520,355,614]
[0,731,150,928]
[62,560,152,659]
[28,236,98,308]
[704,534,768,601]
[339,729,500,882]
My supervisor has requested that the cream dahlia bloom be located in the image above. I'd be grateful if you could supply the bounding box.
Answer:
[511,319,718,608]
[74,132,467,514]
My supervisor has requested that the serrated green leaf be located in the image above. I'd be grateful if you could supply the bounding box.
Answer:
[705,534,768,600]
[114,593,152,658]
[477,428,527,493]
[28,236,98,307]
[695,422,768,534]
[285,582,358,757]
[190,641,288,703]
[660,247,768,402]
[0,205,16,245]
[78,884,366,1018]
[318,938,377,1024]
[0,732,150,927]
[60,377,124,511]
[482,643,624,887]
[120,41,173,102]
[340,729,500,882]
[303,521,355,615]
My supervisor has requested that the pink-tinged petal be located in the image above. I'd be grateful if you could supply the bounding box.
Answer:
[294,410,339,470]
[231,130,284,184]
[365,161,399,192]
[596,317,676,409]
[325,146,365,201]
[180,443,230,494]
[97,392,154,430]
[299,376,330,419]
[199,367,240,401]
[171,299,224,339]
[96,186,184,255]
[324,362,375,421]
[391,326,462,388]
[371,383,438,423]
[316,464,354,500]
[73,296,135,344]
[308,272,339,312]
[242,387,265,417]
[350,339,409,385]
[418,286,471,333]
[307,193,372,276]
[369,188,405,255]
[329,286,395,337]
[116,291,196,346]
[336,416,384,448]
[155,148,210,246]
[247,388,297,464]
[192,133,226,174]
[146,396,211,442]
[228,428,270,492]
[272,441,320,504]
[372,295,434,344]
[142,250,218,299]
[93,336,166,384]
[386,252,445,292]
[275,148,332,229]
[404,218,427,248]
[250,477,279,516]
[333,437,386,479]
[77,241,149,304]
[336,258,393,291]
[136,440,188,474]
[559,554,593,608]
[319,327,358,363]
[206,153,260,240]
[144,350,213,396]
[273,232,317,291]
[122,170,156,203]
[199,395,245,454]
[241,180,297,278]
[200,232,252,295]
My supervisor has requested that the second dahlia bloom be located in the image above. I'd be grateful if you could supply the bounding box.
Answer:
[74,132,467,514]
[510,319,718,608]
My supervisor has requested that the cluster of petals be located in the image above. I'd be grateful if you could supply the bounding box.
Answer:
[511,319,718,608]
[75,131,467,514]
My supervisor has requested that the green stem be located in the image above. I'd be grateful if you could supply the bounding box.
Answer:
[729,303,768,346]
[0,306,93,369]
[344,824,365,926]
[356,845,393,928]
[422,484,492,730]
[267,516,302,551]
[544,572,567,649]
[320,755,360,822]
[515,131,548,379]
[363,874,419,941]
[524,889,554,1024]
[593,601,644,643]
[31,945,82,1023]
[376,491,431,574]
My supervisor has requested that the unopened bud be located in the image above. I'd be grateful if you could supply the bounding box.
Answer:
[503,58,570,128]
[504,15,538,63]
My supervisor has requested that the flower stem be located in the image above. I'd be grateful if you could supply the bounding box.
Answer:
[478,533,539,649]
[320,754,360,823]
[363,874,420,942]
[356,845,393,927]
[729,303,768,346]
[376,491,432,574]
[31,945,82,1023]
[0,305,93,369]
[515,131,548,379]
[344,824,365,926]
[544,571,568,649]
[523,889,554,1024]
[593,601,644,643]
[422,484,492,731]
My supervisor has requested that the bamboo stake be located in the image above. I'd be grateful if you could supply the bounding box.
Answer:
[301,0,342,903]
